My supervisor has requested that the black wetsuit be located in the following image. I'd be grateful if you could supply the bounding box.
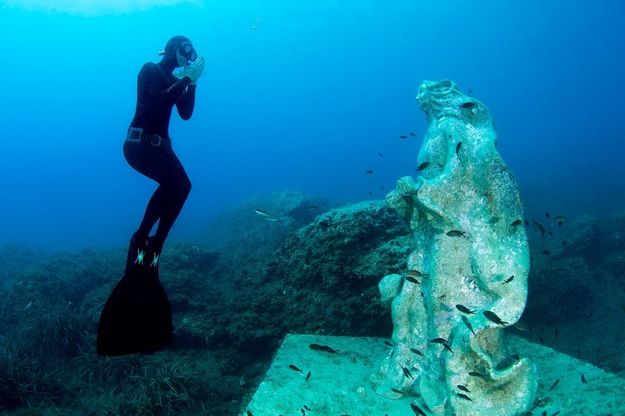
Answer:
[124,60,196,253]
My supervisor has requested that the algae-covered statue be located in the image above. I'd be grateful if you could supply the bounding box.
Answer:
[372,80,537,415]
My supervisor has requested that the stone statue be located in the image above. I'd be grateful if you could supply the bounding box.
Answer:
[372,80,537,415]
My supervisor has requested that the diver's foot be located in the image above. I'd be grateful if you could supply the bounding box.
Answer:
[146,236,164,268]
[129,232,149,267]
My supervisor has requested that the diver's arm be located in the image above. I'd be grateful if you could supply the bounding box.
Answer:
[175,83,196,120]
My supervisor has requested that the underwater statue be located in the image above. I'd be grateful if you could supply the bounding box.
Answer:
[372,80,537,415]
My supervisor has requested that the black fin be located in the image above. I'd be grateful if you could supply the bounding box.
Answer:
[97,235,172,356]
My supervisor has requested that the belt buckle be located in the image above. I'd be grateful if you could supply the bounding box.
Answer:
[127,127,143,142]
[149,135,162,147]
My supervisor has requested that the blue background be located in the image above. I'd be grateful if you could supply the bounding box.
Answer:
[0,0,624,250]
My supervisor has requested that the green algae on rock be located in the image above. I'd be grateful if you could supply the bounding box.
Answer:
[372,80,537,415]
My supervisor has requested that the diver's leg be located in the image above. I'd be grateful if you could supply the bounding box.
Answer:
[149,153,192,254]
[135,185,165,240]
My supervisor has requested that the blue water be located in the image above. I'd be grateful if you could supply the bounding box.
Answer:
[0,0,624,250]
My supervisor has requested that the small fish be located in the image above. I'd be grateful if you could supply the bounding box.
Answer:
[264,217,280,222]
[524,219,529,226]
[549,379,560,391]
[364,169,374,175]
[410,403,427,416]
[380,185,385,190]
[468,371,487,379]
[457,384,471,393]
[384,340,394,347]
[399,135,408,139]
[510,219,523,227]
[404,275,420,284]
[503,275,515,284]
[467,88,473,93]
[460,102,476,109]
[429,338,453,353]
[581,373,588,384]
[541,250,551,256]
[24,301,33,310]
[456,142,462,155]
[483,310,508,326]
[552,411,561,416]
[305,371,311,381]
[409,348,423,356]
[416,161,431,171]
[547,231,553,237]
[545,212,551,219]
[457,393,473,401]
[377,152,384,158]
[309,343,339,354]
[462,316,476,335]
[288,364,303,373]
[561,240,567,247]
[407,270,429,279]
[446,229,466,237]
[495,354,520,371]
[513,321,529,331]
[391,388,402,394]
[303,405,311,411]
[456,304,475,314]
[554,327,559,338]
[409,132,416,137]
[532,219,546,238]
[555,215,566,226]
[246,411,254,416]
[254,209,271,217]
[401,366,415,380]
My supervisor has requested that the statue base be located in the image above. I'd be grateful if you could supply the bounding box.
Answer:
[241,334,624,415]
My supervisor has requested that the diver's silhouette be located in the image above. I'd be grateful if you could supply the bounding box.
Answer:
[97,36,204,355]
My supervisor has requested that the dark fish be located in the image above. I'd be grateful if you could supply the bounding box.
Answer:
[552,412,561,416]
[384,340,394,347]
[457,384,471,393]
[460,102,476,109]
[410,403,427,416]
[246,411,254,416]
[368,191,373,196]
[503,275,515,284]
[581,373,588,384]
[288,364,304,373]
[303,405,311,411]
[511,219,523,227]
[532,219,546,238]
[549,379,560,391]
[483,310,508,326]
[400,135,408,139]
[545,212,551,219]
[401,366,415,380]
[305,371,311,381]
[409,132,416,136]
[468,371,487,379]
[404,275,420,284]
[309,343,339,354]
[555,215,566,225]
[547,231,553,237]
[457,393,473,401]
[456,304,475,314]
[417,161,431,171]
[377,152,384,158]
[541,412,547,416]
[467,88,473,93]
[407,270,429,279]
[524,219,529,226]
[391,388,402,394]
[456,142,462,155]
[541,250,551,256]
[539,336,545,344]
[301,409,305,416]
[429,338,453,353]
[561,240,567,247]
[462,316,476,335]
[410,348,424,356]
[380,185,385,190]
[446,230,466,237]
[364,169,374,175]
[495,354,520,371]
[554,327,559,338]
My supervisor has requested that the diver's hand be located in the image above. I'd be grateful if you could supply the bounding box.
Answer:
[185,56,205,85]
[174,56,205,85]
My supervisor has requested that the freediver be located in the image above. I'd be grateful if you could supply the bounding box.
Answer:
[97,36,204,355]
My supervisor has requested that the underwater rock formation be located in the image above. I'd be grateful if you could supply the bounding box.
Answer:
[372,80,537,415]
